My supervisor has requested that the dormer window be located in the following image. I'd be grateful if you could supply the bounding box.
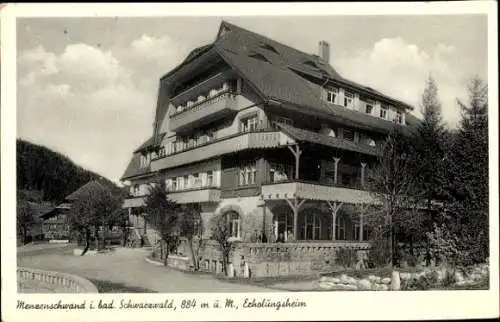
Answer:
[249,52,270,63]
[326,88,338,104]
[303,60,319,69]
[260,42,279,54]
[343,91,355,108]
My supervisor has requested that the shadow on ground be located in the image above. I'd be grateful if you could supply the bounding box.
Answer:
[89,279,157,293]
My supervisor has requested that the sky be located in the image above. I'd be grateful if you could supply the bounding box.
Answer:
[16,15,488,183]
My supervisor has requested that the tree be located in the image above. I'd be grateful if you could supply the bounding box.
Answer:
[17,199,35,245]
[365,127,424,268]
[445,77,488,264]
[210,212,235,276]
[68,184,124,255]
[413,76,448,228]
[178,203,204,271]
[143,180,179,264]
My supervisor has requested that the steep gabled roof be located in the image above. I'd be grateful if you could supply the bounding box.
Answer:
[65,178,121,201]
[209,21,415,134]
[134,133,166,153]
[121,153,153,181]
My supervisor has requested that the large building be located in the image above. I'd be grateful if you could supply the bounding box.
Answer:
[121,21,418,276]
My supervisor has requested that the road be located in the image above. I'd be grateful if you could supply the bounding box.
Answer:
[17,245,275,293]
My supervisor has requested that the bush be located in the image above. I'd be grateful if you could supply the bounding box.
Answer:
[426,223,459,266]
[367,233,391,268]
[336,248,357,269]
[401,272,439,290]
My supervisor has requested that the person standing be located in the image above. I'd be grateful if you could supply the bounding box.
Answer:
[287,230,295,242]
[276,232,285,243]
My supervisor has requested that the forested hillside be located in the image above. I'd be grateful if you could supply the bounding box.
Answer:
[17,139,105,203]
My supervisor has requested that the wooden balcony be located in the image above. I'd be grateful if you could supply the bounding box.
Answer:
[151,130,296,171]
[261,180,377,204]
[123,196,146,208]
[169,91,239,132]
[168,187,221,204]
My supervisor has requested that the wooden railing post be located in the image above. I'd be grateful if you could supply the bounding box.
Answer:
[287,144,302,180]
[360,162,367,187]
[333,157,340,185]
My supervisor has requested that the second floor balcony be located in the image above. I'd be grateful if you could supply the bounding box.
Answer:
[168,75,241,132]
[151,129,296,171]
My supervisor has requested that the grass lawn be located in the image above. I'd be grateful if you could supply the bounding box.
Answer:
[89,279,157,293]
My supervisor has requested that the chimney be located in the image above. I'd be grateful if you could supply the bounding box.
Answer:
[318,41,330,63]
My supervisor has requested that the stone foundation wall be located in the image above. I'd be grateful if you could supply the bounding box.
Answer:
[191,240,370,277]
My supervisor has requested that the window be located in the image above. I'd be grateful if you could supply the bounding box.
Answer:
[206,171,214,186]
[326,88,338,104]
[380,105,388,119]
[343,128,355,141]
[239,161,257,186]
[177,177,184,190]
[301,213,323,240]
[183,175,190,189]
[206,130,215,142]
[158,146,166,158]
[273,116,293,126]
[191,173,201,188]
[336,214,347,240]
[394,111,403,124]
[171,178,177,191]
[226,211,241,238]
[240,115,259,132]
[343,91,354,108]
[365,103,373,114]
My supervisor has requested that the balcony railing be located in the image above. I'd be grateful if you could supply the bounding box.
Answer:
[123,186,221,208]
[261,180,378,204]
[151,129,296,171]
[170,89,236,118]
[168,187,221,204]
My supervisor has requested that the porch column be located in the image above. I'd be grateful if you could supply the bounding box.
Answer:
[286,198,307,239]
[287,144,302,180]
[360,162,367,187]
[359,211,364,241]
[333,157,340,185]
[326,201,343,241]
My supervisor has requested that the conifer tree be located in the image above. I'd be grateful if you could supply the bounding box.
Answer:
[445,77,489,264]
[413,76,448,229]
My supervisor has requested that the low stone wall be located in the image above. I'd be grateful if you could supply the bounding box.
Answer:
[193,241,370,278]
[234,242,370,278]
[17,267,98,293]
